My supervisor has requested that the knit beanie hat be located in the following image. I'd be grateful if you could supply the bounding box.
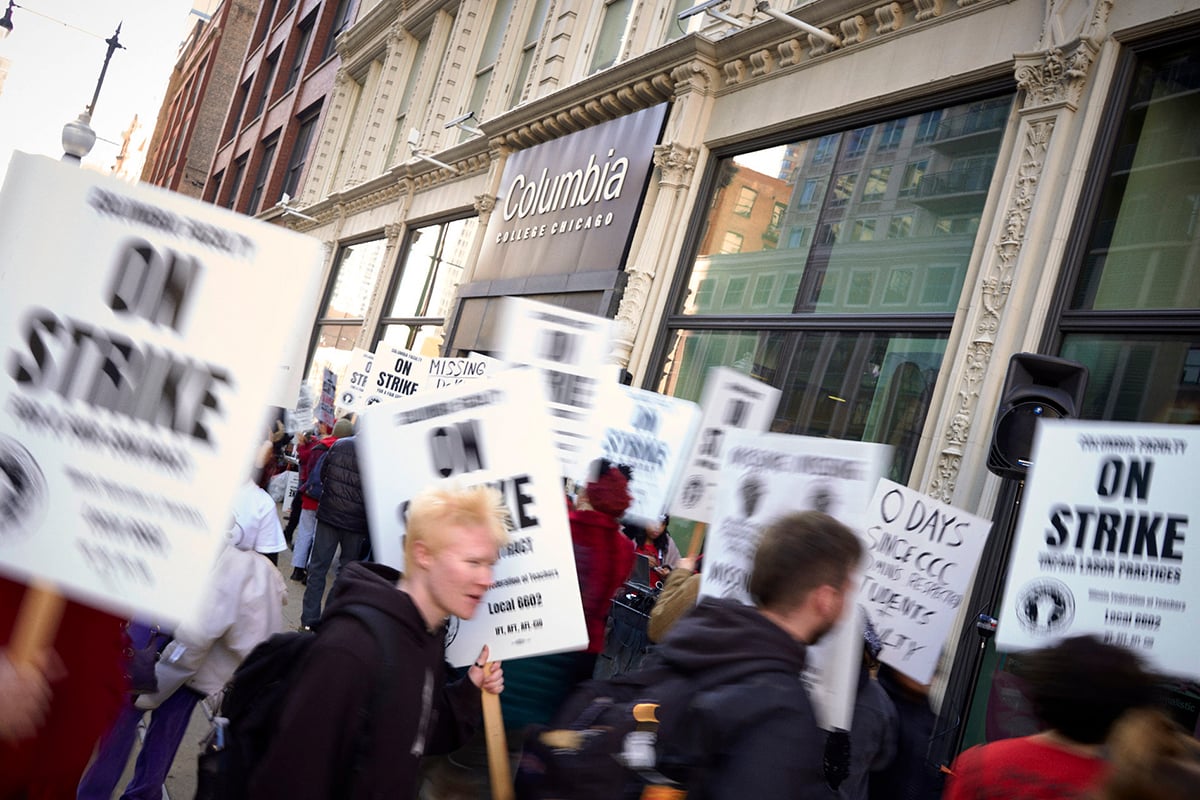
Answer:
[586,467,632,518]
[332,417,355,438]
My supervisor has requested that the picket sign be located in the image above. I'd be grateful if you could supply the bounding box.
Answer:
[702,430,892,730]
[8,580,65,666]
[686,521,707,560]
[483,663,514,800]
[0,153,323,653]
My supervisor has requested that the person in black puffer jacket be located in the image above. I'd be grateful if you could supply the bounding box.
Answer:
[301,417,369,629]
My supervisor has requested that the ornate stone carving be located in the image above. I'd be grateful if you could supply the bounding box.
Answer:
[653,143,698,187]
[1014,39,1098,110]
[839,15,868,45]
[875,3,904,34]
[777,38,806,67]
[387,21,406,48]
[722,59,747,86]
[384,223,403,241]
[928,340,991,502]
[748,49,775,78]
[913,0,942,22]
[808,30,838,55]
[612,268,655,365]
[927,116,1055,502]
[474,194,496,214]
[671,60,717,94]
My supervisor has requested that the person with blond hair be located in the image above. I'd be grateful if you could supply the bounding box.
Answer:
[250,483,509,799]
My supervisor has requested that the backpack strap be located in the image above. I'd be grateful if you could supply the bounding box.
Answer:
[320,603,399,792]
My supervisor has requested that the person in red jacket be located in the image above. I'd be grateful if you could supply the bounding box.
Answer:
[944,635,1161,800]
[568,458,636,682]
[289,420,346,584]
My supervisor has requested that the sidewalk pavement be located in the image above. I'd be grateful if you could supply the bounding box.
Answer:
[115,544,309,800]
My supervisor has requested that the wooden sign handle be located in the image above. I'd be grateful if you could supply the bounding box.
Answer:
[686,521,707,560]
[481,662,514,800]
[8,579,65,666]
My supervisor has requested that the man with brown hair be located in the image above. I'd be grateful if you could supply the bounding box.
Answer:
[652,510,863,799]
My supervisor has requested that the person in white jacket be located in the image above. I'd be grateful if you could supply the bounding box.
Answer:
[76,447,288,800]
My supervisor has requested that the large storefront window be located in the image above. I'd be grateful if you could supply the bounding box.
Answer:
[1058,40,1200,424]
[305,236,389,401]
[377,216,477,355]
[659,92,1014,481]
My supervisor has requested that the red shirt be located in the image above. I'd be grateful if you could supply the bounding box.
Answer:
[944,735,1107,800]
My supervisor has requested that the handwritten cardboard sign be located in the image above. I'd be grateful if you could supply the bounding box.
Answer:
[0,153,323,624]
[426,352,501,389]
[356,369,587,666]
[860,480,991,684]
[996,420,1200,678]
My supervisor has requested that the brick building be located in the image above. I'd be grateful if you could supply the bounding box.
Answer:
[205,0,354,215]
[141,0,256,197]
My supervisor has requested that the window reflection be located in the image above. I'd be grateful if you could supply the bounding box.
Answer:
[681,95,1012,317]
[657,330,946,482]
[663,93,1013,482]
[379,216,477,353]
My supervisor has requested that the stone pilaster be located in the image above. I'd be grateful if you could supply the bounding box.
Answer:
[613,141,699,371]
[920,8,1110,506]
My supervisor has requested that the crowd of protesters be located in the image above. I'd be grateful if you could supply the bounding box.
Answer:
[0,409,1197,800]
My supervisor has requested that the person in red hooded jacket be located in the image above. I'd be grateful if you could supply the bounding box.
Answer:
[567,458,636,682]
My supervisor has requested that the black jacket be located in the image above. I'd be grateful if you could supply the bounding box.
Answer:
[315,436,369,533]
[249,562,482,799]
[653,597,836,800]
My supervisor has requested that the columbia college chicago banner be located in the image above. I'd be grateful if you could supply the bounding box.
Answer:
[475,103,668,280]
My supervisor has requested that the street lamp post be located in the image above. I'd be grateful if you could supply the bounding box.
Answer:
[62,23,124,162]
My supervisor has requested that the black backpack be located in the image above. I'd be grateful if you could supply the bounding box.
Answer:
[299,443,330,500]
[514,661,740,800]
[195,603,397,800]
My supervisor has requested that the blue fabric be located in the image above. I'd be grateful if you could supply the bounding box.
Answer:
[118,687,203,800]
[301,519,368,628]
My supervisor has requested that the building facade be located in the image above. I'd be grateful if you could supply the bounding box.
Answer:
[205,0,355,215]
[142,0,257,197]
[275,0,1200,754]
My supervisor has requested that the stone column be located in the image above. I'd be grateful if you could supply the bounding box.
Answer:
[613,59,717,378]
[301,68,355,205]
[918,2,1114,509]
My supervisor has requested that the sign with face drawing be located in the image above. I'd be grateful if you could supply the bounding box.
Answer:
[671,367,780,524]
[702,430,891,730]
